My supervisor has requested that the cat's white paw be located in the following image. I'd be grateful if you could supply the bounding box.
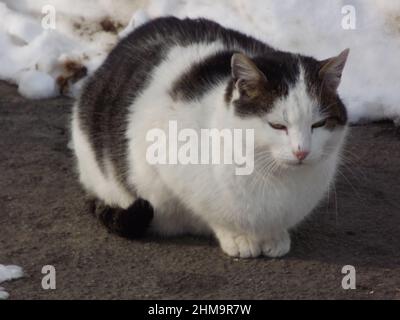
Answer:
[216,231,261,258]
[262,231,291,258]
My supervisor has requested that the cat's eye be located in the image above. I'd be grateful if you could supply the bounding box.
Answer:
[312,117,339,130]
[268,122,287,131]
[311,119,327,129]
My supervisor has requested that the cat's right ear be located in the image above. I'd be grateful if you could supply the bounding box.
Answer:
[231,53,267,98]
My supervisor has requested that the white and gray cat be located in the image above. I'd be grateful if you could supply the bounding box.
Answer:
[71,17,349,258]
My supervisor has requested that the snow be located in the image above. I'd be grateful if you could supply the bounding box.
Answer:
[19,70,57,99]
[0,265,24,300]
[0,0,399,122]
[0,1,129,98]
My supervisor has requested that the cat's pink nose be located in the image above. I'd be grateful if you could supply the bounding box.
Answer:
[293,150,309,161]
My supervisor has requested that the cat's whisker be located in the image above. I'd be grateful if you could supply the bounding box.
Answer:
[332,182,339,225]
[248,155,280,194]
[336,166,369,212]
[337,152,369,184]
[326,180,331,215]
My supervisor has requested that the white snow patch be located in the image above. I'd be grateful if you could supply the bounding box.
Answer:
[19,70,57,99]
[0,1,138,99]
[0,265,24,300]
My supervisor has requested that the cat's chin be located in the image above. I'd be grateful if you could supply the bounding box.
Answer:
[278,159,313,169]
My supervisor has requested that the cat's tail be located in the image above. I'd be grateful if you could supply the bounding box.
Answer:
[90,198,154,238]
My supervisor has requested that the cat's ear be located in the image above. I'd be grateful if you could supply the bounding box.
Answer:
[319,48,350,92]
[231,53,267,98]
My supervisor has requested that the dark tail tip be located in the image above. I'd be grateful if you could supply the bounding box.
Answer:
[93,198,154,239]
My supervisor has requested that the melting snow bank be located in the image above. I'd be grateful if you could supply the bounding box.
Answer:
[0,1,123,99]
[0,265,24,300]
[0,0,400,123]
[0,0,146,99]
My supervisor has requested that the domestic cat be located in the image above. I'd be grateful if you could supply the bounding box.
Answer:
[71,17,349,258]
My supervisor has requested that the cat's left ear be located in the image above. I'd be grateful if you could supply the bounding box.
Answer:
[231,53,267,98]
[319,48,350,92]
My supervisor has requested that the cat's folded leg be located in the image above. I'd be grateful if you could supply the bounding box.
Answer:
[89,196,154,239]
[261,229,291,258]
[212,226,262,258]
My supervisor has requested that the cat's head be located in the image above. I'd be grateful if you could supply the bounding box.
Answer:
[227,49,349,167]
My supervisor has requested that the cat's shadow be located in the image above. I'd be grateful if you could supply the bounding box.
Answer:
[287,216,400,269]
[135,197,400,269]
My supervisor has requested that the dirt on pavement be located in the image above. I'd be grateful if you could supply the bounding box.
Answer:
[1,81,400,300]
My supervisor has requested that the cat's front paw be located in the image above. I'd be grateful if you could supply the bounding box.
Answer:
[216,231,261,258]
[262,230,291,258]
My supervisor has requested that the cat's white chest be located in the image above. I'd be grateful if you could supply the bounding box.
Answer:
[224,158,336,232]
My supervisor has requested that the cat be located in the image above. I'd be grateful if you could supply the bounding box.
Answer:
[71,17,349,258]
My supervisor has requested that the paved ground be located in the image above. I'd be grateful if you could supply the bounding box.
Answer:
[1,81,400,300]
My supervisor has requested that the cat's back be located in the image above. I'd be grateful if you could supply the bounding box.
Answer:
[74,17,271,179]
[78,17,270,115]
